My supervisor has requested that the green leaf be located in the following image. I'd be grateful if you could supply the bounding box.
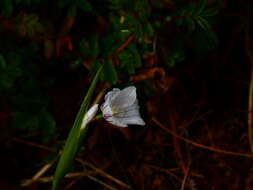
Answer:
[15,14,44,37]
[89,35,99,59]
[11,111,41,131]
[91,60,101,77]
[201,7,219,17]
[128,44,142,68]
[165,56,175,67]
[109,13,120,29]
[52,65,103,190]
[103,60,118,85]
[164,50,185,67]
[58,0,72,8]
[152,1,163,8]
[192,29,218,52]
[184,3,195,16]
[185,17,195,31]
[144,23,154,37]
[0,74,13,89]
[1,0,13,17]
[7,52,21,67]
[118,51,129,68]
[127,61,135,74]
[79,36,99,59]
[196,16,210,30]
[40,111,56,134]
[102,34,119,53]
[0,54,6,69]
[40,111,57,142]
[69,58,82,69]
[11,112,29,130]
[67,5,77,16]
[0,53,23,89]
[205,29,218,46]
[133,51,142,68]
[175,17,183,26]
[194,0,206,16]
[15,0,41,6]
[78,0,93,12]
[118,46,141,74]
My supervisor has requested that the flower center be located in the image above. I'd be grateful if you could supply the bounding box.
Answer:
[104,114,112,119]
[112,107,118,116]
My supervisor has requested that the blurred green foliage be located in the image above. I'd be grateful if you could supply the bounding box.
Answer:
[0,47,56,142]
[0,0,219,142]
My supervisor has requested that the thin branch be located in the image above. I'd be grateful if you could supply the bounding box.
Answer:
[76,158,131,189]
[21,160,56,186]
[144,164,179,173]
[144,164,181,182]
[92,86,109,105]
[64,177,83,190]
[245,23,253,153]
[22,171,97,186]
[11,137,54,152]
[115,35,135,54]
[87,176,119,190]
[152,117,253,158]
[12,137,130,189]
[170,114,187,174]
[180,161,191,190]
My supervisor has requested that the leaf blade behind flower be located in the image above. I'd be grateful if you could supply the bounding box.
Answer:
[52,64,103,190]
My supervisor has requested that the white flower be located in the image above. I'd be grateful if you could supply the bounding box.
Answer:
[81,104,98,130]
[101,86,145,127]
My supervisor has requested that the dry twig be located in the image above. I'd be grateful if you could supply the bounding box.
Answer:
[22,171,97,185]
[76,158,131,189]
[115,35,135,54]
[245,23,253,153]
[152,117,253,158]
[12,137,130,189]
[21,160,56,187]
[180,161,191,190]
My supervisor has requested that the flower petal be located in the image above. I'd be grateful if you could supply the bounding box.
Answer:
[104,88,120,101]
[101,86,145,127]
[119,99,140,112]
[81,104,98,130]
[119,116,146,126]
[115,108,140,118]
[111,86,136,109]
[101,101,113,116]
[107,117,128,127]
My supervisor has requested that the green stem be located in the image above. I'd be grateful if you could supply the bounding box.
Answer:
[95,113,103,120]
[52,64,103,190]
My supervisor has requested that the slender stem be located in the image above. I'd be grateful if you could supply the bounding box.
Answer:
[152,117,253,158]
[245,23,253,153]
[95,114,103,120]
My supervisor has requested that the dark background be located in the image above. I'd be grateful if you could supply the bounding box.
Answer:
[0,0,253,189]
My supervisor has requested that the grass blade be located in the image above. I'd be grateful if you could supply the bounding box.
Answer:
[52,64,103,190]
